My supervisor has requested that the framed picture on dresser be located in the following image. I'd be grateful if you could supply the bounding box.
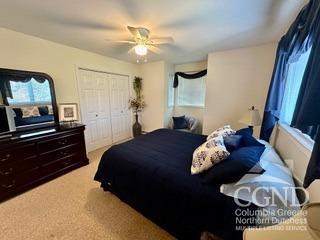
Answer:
[59,103,78,122]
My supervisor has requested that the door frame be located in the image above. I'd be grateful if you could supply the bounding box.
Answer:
[75,66,133,152]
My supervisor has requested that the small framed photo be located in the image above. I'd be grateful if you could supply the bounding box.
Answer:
[59,103,78,122]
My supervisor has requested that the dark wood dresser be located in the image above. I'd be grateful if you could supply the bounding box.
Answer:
[0,123,89,202]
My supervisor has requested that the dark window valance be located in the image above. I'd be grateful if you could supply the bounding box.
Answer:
[0,74,47,104]
[173,69,207,88]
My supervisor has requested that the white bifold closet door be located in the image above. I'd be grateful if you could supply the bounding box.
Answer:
[109,74,131,143]
[78,69,130,152]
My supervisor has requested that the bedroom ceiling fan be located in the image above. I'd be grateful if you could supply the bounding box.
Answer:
[106,26,174,62]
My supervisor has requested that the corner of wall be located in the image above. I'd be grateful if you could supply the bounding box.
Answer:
[138,60,173,132]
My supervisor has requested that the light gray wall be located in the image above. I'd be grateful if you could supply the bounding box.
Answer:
[203,43,277,137]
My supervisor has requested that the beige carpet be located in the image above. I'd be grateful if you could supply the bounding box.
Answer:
[0,147,174,240]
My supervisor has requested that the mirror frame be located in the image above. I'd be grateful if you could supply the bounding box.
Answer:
[0,68,59,131]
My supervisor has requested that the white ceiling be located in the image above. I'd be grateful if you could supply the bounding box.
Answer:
[0,0,307,64]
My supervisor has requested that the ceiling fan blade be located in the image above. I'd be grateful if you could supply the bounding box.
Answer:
[149,37,174,44]
[137,28,150,38]
[127,26,150,39]
[127,26,141,38]
[105,39,136,44]
[147,45,162,54]
[128,46,136,54]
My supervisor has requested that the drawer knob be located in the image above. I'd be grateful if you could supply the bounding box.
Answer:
[0,154,11,163]
[58,139,68,146]
[0,168,13,176]
[1,180,16,189]
[57,150,69,158]
[62,160,71,166]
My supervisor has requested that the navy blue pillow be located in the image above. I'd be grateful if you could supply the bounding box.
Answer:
[172,116,188,129]
[38,106,49,116]
[239,134,265,147]
[223,135,243,152]
[236,127,253,136]
[13,108,23,118]
[202,146,265,184]
[236,128,264,148]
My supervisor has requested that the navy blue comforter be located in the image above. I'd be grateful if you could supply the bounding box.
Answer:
[15,115,54,126]
[94,129,254,239]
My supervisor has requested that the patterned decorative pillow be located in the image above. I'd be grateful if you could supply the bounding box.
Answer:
[207,125,236,141]
[191,135,230,175]
[22,106,41,118]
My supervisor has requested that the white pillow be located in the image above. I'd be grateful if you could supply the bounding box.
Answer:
[220,146,295,203]
[21,106,40,118]
[191,135,230,175]
[258,140,285,167]
[220,146,300,226]
[207,125,235,141]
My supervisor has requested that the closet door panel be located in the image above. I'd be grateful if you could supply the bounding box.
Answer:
[109,75,131,143]
[87,120,99,143]
[78,69,113,152]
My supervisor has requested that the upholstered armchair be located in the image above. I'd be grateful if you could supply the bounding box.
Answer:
[168,116,201,134]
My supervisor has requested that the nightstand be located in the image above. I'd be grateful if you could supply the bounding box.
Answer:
[243,203,320,240]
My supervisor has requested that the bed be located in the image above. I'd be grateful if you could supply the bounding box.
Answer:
[94,129,256,239]
[14,114,54,126]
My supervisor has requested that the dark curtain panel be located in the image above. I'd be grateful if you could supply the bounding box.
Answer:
[291,1,320,188]
[173,70,207,88]
[260,0,318,141]
[0,80,13,104]
[0,74,47,104]
[259,44,286,141]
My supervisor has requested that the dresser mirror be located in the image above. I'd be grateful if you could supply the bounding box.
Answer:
[0,68,59,131]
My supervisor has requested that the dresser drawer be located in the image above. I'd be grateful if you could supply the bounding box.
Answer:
[0,157,38,177]
[0,168,40,193]
[38,133,82,153]
[38,144,82,166]
[40,154,82,176]
[0,144,37,166]
[0,124,88,202]
[0,178,15,199]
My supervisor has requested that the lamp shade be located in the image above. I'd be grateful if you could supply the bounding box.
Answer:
[239,106,262,127]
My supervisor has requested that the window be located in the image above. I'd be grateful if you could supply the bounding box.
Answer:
[7,79,51,105]
[176,75,206,107]
[280,49,311,124]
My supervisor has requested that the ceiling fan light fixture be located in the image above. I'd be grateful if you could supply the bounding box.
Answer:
[135,44,148,56]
